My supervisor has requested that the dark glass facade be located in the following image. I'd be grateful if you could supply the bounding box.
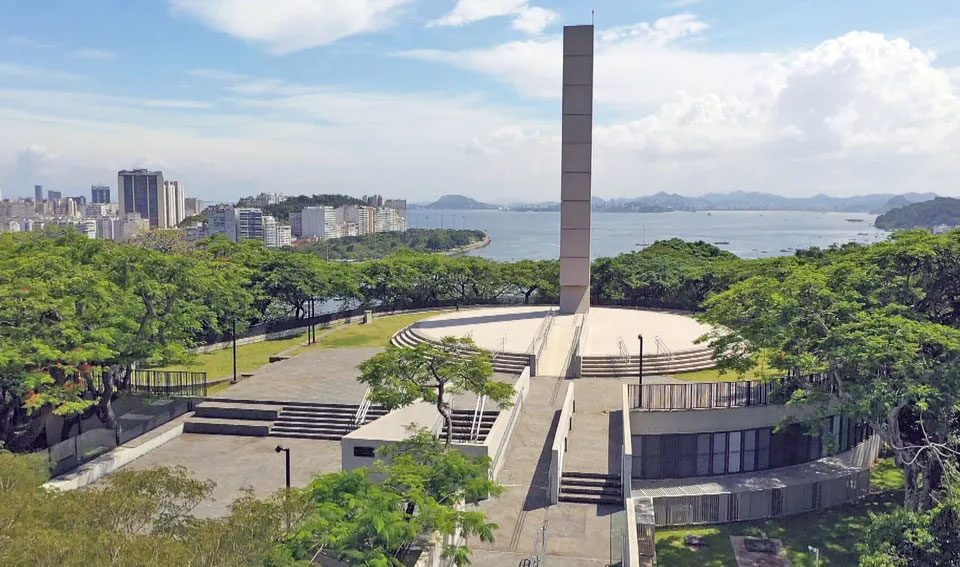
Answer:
[119,170,162,227]
[636,416,871,480]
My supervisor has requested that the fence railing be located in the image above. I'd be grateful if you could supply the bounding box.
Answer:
[90,369,209,398]
[628,374,831,411]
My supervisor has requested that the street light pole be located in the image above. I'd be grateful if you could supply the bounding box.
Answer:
[232,318,238,384]
[637,333,644,390]
[275,445,291,488]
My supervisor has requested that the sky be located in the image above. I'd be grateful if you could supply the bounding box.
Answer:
[1,1,960,203]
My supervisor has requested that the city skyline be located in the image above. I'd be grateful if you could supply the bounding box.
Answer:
[2,2,960,202]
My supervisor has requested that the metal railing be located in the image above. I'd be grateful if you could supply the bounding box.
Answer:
[353,387,373,428]
[628,373,831,410]
[617,337,632,378]
[90,369,208,398]
[527,309,556,355]
[469,395,487,443]
[654,335,674,363]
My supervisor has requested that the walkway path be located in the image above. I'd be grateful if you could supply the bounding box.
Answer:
[562,378,627,475]
[470,376,619,566]
[537,315,579,377]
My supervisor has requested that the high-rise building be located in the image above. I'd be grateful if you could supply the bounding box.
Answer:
[184,197,202,217]
[261,216,291,248]
[252,192,286,207]
[91,185,111,204]
[363,194,384,207]
[116,213,150,241]
[301,206,338,240]
[118,169,166,228]
[47,190,62,201]
[384,199,407,211]
[337,205,376,235]
[207,205,230,237]
[221,207,264,242]
[85,203,113,218]
[289,211,303,238]
[163,180,185,228]
[34,185,43,202]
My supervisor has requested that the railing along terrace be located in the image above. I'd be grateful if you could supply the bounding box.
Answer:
[91,369,209,398]
[629,374,830,411]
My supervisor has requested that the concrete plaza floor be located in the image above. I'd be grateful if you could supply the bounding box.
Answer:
[411,305,715,357]
[118,433,341,518]
[211,346,381,404]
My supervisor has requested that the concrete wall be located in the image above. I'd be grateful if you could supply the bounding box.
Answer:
[485,366,531,479]
[559,25,593,315]
[630,402,823,435]
[341,367,532,482]
[549,382,576,504]
[621,385,633,503]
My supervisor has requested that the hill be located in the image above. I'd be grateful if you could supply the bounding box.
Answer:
[874,197,960,230]
[424,194,498,210]
[239,194,365,221]
[296,229,487,260]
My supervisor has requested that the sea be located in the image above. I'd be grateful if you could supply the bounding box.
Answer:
[407,210,889,261]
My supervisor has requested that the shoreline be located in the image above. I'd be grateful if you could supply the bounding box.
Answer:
[444,234,491,256]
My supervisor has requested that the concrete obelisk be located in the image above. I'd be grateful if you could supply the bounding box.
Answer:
[559,25,593,314]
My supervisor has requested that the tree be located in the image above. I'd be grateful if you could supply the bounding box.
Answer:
[0,450,295,566]
[286,430,501,566]
[698,235,960,514]
[358,338,514,448]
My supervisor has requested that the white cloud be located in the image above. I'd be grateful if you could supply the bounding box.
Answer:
[70,48,118,61]
[428,0,558,35]
[511,6,557,35]
[169,0,413,54]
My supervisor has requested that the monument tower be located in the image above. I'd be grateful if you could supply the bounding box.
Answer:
[559,25,594,314]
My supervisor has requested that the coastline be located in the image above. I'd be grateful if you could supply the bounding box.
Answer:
[444,234,492,256]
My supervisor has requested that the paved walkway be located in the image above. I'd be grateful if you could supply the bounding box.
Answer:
[470,376,621,566]
[563,378,627,475]
[538,315,579,377]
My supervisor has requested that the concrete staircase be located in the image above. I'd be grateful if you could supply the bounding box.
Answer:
[183,399,388,441]
[391,327,529,374]
[559,471,621,505]
[580,347,715,378]
[441,409,499,443]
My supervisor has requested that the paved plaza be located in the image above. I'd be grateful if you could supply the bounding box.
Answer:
[212,346,381,404]
[118,434,341,518]
[412,305,715,357]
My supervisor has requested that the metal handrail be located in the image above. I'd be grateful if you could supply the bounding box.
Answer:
[654,335,674,363]
[469,395,487,442]
[527,309,556,355]
[617,337,631,378]
[353,387,372,427]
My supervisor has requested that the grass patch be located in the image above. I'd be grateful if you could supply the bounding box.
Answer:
[672,351,783,383]
[654,459,904,566]
[292,311,445,352]
[166,333,308,380]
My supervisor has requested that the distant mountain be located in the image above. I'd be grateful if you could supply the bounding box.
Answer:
[581,191,938,213]
[424,194,498,210]
[874,197,960,230]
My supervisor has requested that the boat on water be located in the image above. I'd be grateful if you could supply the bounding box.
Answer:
[714,241,730,245]
[845,218,864,222]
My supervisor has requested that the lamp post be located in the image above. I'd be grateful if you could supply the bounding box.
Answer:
[275,445,291,488]
[231,318,238,384]
[637,334,644,384]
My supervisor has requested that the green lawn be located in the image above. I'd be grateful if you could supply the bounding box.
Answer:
[293,311,444,351]
[654,460,904,566]
[166,333,308,380]
[672,351,783,383]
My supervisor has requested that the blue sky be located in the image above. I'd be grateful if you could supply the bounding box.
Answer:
[1,1,959,202]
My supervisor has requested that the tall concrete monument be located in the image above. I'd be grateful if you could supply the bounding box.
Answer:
[559,25,594,314]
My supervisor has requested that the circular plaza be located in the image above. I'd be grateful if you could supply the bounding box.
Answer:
[391,305,718,375]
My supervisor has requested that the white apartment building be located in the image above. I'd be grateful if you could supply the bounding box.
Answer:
[163,180,185,228]
[338,205,376,235]
[301,206,338,240]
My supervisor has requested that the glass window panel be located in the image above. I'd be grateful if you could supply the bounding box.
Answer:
[728,431,742,473]
[662,435,679,478]
[712,432,727,474]
[678,435,697,478]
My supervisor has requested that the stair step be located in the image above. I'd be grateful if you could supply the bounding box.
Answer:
[564,471,618,480]
[557,495,622,506]
[561,478,621,488]
[268,431,343,440]
[561,485,621,497]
